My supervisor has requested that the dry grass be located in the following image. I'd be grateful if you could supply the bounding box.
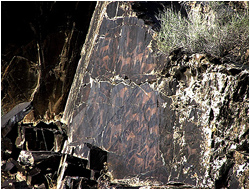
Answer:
[157,2,249,63]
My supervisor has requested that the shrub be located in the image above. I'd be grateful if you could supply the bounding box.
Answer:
[157,2,249,62]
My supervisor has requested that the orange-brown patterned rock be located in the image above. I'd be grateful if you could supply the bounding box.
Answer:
[63,1,168,182]
[63,1,249,188]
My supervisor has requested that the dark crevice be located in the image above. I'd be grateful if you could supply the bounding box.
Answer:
[64,155,90,178]
[228,68,242,76]
[87,143,108,172]
[131,1,187,31]
[233,74,249,102]
[209,109,214,122]
[214,159,234,188]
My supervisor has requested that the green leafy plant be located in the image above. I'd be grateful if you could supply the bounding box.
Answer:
[157,2,249,62]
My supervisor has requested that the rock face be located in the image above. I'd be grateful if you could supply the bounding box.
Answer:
[1,102,32,137]
[62,1,248,188]
[1,1,249,189]
[1,1,96,122]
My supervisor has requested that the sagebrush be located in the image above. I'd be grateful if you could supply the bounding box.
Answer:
[157,2,249,62]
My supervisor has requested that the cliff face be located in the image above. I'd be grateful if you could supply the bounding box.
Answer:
[62,1,248,188]
[1,1,248,189]
[1,1,96,122]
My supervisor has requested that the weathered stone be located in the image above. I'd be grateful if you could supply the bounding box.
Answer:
[1,102,32,137]
[60,176,98,189]
[1,55,38,114]
[61,1,249,188]
[1,1,248,189]
[1,1,96,123]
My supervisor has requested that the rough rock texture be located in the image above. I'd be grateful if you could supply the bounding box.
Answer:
[1,1,96,123]
[1,1,249,189]
[1,102,32,137]
[62,1,249,188]
[1,2,97,188]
